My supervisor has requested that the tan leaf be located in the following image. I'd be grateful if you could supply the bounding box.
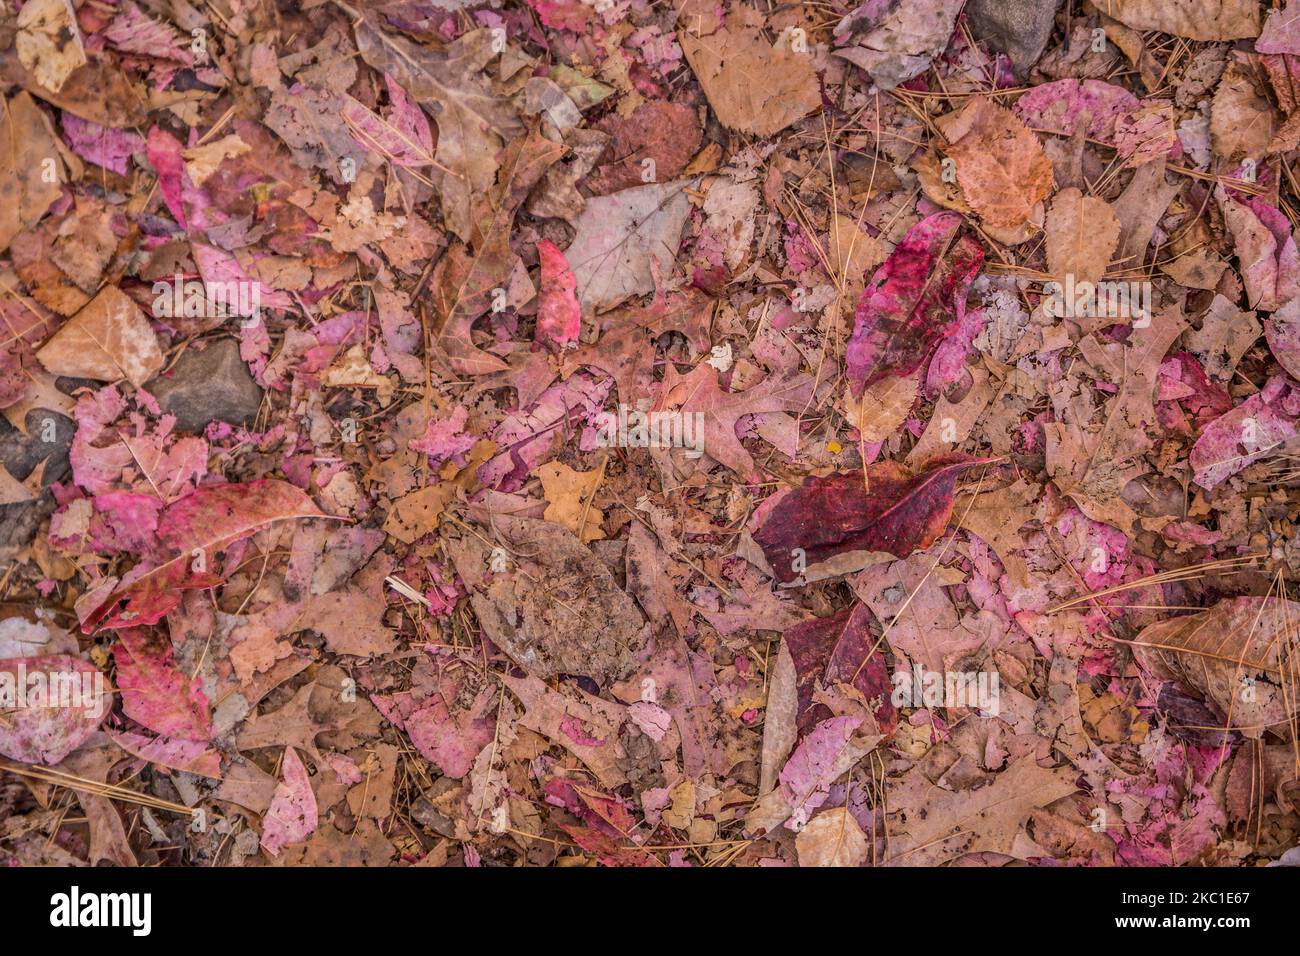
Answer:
[942,97,1053,234]
[1105,0,1260,41]
[758,642,799,795]
[0,91,66,254]
[827,214,888,301]
[36,286,164,387]
[444,512,648,684]
[566,179,695,311]
[796,807,870,867]
[383,484,456,545]
[501,673,628,788]
[886,754,1078,865]
[182,134,252,186]
[15,0,87,95]
[679,7,821,137]
[1211,55,1275,163]
[536,460,606,543]
[840,374,918,443]
[1132,596,1300,739]
[1045,187,1121,286]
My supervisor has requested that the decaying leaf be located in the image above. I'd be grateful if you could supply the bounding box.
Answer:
[1132,597,1300,738]
[752,456,992,583]
[845,212,984,395]
[15,0,86,95]
[445,513,647,684]
[1045,187,1121,285]
[940,96,1054,238]
[566,179,695,310]
[36,287,164,388]
[679,6,821,137]
[796,807,870,867]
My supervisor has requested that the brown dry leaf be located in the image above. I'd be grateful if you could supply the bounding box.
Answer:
[296,559,399,658]
[536,460,606,543]
[36,286,164,387]
[941,97,1053,236]
[886,754,1078,865]
[15,0,86,95]
[566,179,695,311]
[501,673,628,789]
[1105,0,1261,41]
[827,214,887,301]
[1132,597,1300,739]
[383,484,456,544]
[0,46,148,129]
[429,129,564,374]
[183,134,252,187]
[840,373,918,443]
[758,641,799,795]
[914,149,972,215]
[444,513,647,684]
[1044,309,1186,531]
[1045,187,1121,286]
[678,6,821,137]
[1211,55,1276,163]
[1110,159,1180,273]
[623,520,695,638]
[0,91,66,254]
[351,12,523,243]
[795,807,870,867]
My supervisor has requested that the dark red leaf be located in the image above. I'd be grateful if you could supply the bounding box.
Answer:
[784,603,897,737]
[845,211,983,396]
[751,456,993,583]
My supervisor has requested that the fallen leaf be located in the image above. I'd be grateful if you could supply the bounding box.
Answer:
[565,179,695,310]
[845,212,984,396]
[1132,597,1300,738]
[0,655,106,765]
[0,91,66,254]
[536,461,606,542]
[796,806,870,867]
[751,456,992,583]
[679,6,821,137]
[15,0,86,95]
[260,746,318,857]
[1045,187,1121,285]
[941,97,1053,236]
[36,286,164,388]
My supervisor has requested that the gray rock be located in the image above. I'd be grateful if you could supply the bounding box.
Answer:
[967,0,1063,76]
[147,338,263,433]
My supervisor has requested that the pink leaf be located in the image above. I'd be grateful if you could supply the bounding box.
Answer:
[0,656,107,765]
[342,77,435,168]
[1190,377,1300,489]
[1013,79,1141,142]
[535,240,582,353]
[61,114,144,176]
[113,629,212,741]
[85,479,327,631]
[102,2,198,65]
[261,747,318,857]
[108,729,222,778]
[845,212,983,395]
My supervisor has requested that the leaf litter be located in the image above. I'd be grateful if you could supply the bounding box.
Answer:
[1,0,1300,870]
